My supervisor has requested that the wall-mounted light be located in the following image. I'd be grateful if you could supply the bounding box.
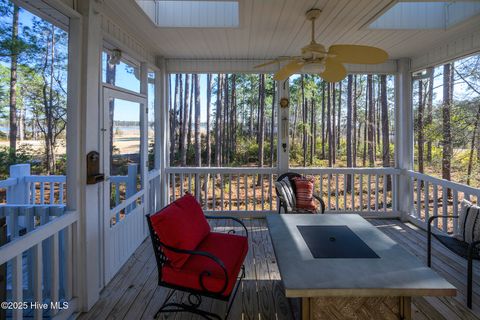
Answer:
[108,49,122,65]
[280,98,289,152]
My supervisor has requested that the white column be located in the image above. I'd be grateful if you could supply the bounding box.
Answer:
[277,79,290,173]
[156,57,169,208]
[77,0,103,310]
[139,62,149,214]
[395,58,414,221]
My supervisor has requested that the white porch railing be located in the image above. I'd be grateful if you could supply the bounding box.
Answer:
[0,211,79,320]
[165,167,401,216]
[409,171,480,234]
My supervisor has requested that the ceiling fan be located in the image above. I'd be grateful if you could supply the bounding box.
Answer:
[254,8,388,82]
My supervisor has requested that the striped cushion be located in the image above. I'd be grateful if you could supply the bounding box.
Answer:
[292,176,317,212]
[275,177,296,212]
[456,200,480,243]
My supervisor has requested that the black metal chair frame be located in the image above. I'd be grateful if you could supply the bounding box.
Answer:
[146,214,248,320]
[275,172,326,214]
[427,215,480,309]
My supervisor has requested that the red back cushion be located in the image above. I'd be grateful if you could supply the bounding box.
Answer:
[149,194,211,269]
[293,176,317,211]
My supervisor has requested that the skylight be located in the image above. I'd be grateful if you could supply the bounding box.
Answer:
[368,1,480,30]
[136,0,239,28]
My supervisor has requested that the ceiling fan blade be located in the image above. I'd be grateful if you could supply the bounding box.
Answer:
[254,57,295,69]
[328,45,388,64]
[320,58,347,82]
[273,60,304,81]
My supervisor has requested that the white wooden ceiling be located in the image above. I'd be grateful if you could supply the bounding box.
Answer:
[104,0,480,61]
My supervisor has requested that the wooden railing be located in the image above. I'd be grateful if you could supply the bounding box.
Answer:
[409,171,480,233]
[165,167,401,216]
[0,210,79,319]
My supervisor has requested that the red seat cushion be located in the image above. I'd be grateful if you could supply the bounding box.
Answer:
[162,232,248,296]
[149,194,211,269]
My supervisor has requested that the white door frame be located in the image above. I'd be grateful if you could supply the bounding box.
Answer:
[101,86,148,286]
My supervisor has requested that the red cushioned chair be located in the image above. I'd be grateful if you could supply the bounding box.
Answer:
[146,194,248,320]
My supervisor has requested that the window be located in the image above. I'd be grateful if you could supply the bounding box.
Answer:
[102,51,141,93]
[0,1,69,204]
[137,0,239,28]
[288,74,395,168]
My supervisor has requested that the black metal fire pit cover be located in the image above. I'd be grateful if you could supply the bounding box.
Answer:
[297,225,380,259]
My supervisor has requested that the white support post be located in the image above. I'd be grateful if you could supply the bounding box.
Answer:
[277,79,290,173]
[140,62,149,215]
[7,164,30,204]
[395,58,414,221]
[157,57,169,208]
[77,0,103,310]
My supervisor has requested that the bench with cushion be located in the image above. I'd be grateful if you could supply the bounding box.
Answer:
[427,199,480,308]
[146,194,248,319]
[275,172,325,214]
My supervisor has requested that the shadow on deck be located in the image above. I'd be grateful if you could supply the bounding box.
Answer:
[79,218,480,320]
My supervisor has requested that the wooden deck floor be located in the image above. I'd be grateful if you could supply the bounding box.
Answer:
[79,218,480,320]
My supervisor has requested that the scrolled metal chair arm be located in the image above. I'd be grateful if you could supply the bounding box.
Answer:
[158,239,230,295]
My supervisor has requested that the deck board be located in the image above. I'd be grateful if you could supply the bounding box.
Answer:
[79,218,480,320]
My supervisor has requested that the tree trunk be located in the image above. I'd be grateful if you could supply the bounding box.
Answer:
[442,63,453,186]
[381,75,390,168]
[170,74,179,164]
[301,75,307,167]
[321,81,326,159]
[181,74,190,165]
[367,75,375,167]
[337,81,342,151]
[426,68,434,162]
[270,81,275,167]
[215,74,223,166]
[178,75,185,162]
[8,5,20,156]
[417,80,425,174]
[206,74,212,167]
[332,83,336,164]
[257,74,265,184]
[231,75,237,158]
[194,74,201,166]
[223,75,229,164]
[310,97,315,165]
[352,75,358,167]
[467,104,480,185]
[187,75,194,159]
[327,83,332,167]
[346,75,353,192]
[363,80,368,167]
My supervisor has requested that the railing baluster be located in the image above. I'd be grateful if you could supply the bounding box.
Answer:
[416,178,421,218]
[220,174,224,212]
[374,174,379,213]
[383,174,387,213]
[367,174,371,213]
[212,174,216,211]
[327,174,331,211]
[343,174,347,211]
[453,191,459,234]
[351,173,355,211]
[442,186,448,232]
[261,174,265,211]
[51,232,60,315]
[30,182,36,204]
[359,174,363,212]
[12,254,23,320]
[319,174,323,200]
[172,174,177,202]
[50,182,55,204]
[34,242,43,319]
[433,185,439,230]
[269,173,273,211]
[180,173,184,196]
[59,183,64,204]
[229,174,232,211]
[253,175,256,212]
[335,174,339,211]
[237,174,240,211]
[424,181,429,223]
[244,175,248,211]
[188,173,192,194]
[40,182,45,204]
